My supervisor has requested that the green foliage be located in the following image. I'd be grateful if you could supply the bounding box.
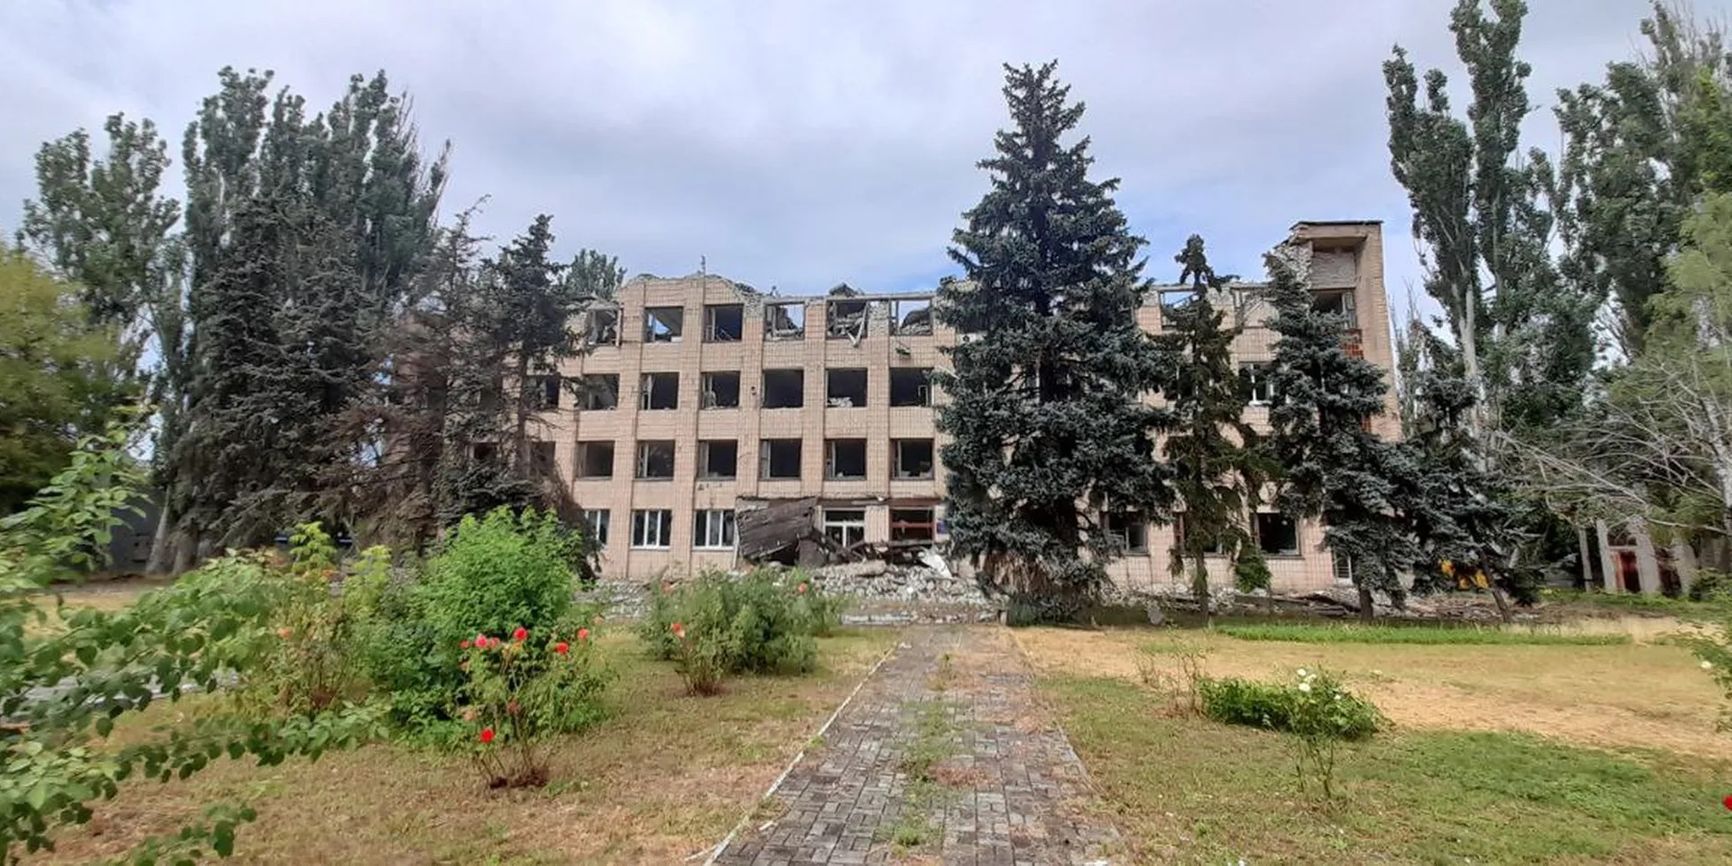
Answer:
[639,570,842,694]
[0,247,122,513]
[934,61,1173,609]
[1213,621,1629,646]
[1232,544,1272,595]
[457,627,611,787]
[1688,568,1732,602]
[1199,668,1384,797]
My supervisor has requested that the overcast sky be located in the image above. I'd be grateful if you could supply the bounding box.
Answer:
[1,0,1722,314]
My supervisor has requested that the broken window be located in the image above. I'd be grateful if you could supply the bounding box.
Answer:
[587,308,619,344]
[890,368,932,407]
[1174,513,1224,554]
[892,298,932,335]
[471,442,498,463]
[532,374,562,409]
[826,368,867,408]
[635,440,675,479]
[893,439,934,479]
[631,509,673,548]
[1158,288,1197,317]
[1256,513,1299,555]
[704,304,743,342]
[826,298,870,340]
[700,371,740,409]
[1105,512,1148,552]
[580,374,619,410]
[644,306,684,342]
[890,507,935,542]
[530,440,556,476]
[576,441,615,478]
[760,438,802,479]
[698,440,737,479]
[826,439,867,479]
[762,369,804,409]
[1240,362,1272,405]
[1311,290,1358,328]
[822,509,867,548]
[764,302,805,340]
[693,509,736,549]
[581,509,610,546]
[640,372,679,410]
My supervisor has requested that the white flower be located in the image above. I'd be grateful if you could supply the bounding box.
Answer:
[1703,660,1715,670]
[1296,667,1309,677]
[1297,682,1312,693]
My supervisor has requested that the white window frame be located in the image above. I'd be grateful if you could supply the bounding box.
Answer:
[693,509,737,549]
[1242,363,1272,406]
[823,508,867,548]
[631,509,673,549]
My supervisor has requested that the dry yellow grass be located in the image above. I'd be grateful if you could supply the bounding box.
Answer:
[1013,625,1730,758]
[25,578,168,637]
[25,628,898,865]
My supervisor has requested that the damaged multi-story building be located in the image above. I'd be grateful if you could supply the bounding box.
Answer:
[538,220,1396,594]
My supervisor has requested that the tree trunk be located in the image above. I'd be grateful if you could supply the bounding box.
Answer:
[145,505,175,574]
[1356,582,1374,624]
[1595,520,1619,593]
[1191,552,1210,623]
[1490,586,1514,624]
[1574,523,1593,590]
[172,528,198,573]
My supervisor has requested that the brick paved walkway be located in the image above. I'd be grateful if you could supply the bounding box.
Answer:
[711,626,1120,865]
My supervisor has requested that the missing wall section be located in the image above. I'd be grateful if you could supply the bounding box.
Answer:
[644,306,684,342]
[827,298,869,340]
[765,302,805,340]
[892,298,932,335]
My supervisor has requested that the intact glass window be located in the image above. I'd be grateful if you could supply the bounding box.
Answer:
[693,509,737,549]
[823,508,867,548]
[631,509,673,548]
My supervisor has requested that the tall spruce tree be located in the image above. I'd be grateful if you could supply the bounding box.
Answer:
[1155,236,1262,616]
[1265,251,1416,620]
[935,62,1173,613]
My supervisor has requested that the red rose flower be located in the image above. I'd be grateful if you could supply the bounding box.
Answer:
[475,633,488,648]
[512,626,528,642]
[554,641,570,655]
[1724,793,1732,811]
[796,582,809,595]
[479,727,495,744]
[577,627,591,642]
[671,621,686,640]
[460,638,472,650]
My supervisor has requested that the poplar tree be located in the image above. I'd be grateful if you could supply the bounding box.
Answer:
[936,62,1173,615]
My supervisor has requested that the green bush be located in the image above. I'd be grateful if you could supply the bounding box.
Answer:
[1198,669,1382,740]
[1233,544,1272,595]
[458,626,611,786]
[639,568,843,693]
[1688,568,1732,602]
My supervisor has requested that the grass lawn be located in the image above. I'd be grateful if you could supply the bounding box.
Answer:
[1213,621,1632,645]
[25,577,170,637]
[26,627,898,865]
[1046,674,1732,865]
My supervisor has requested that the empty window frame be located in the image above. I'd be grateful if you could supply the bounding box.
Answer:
[762,369,804,409]
[700,371,741,409]
[764,302,806,340]
[580,374,619,410]
[636,440,675,479]
[893,439,934,479]
[826,368,867,408]
[1240,362,1272,405]
[530,441,557,476]
[890,367,932,407]
[533,374,562,409]
[1105,512,1148,553]
[1158,288,1198,317]
[576,441,615,478]
[582,509,610,546]
[890,507,936,542]
[826,298,870,339]
[826,439,867,479]
[1311,290,1358,328]
[640,372,679,410]
[698,440,738,479]
[892,298,932,335]
[1255,512,1300,555]
[1173,513,1224,554]
[704,303,743,342]
[644,306,684,342]
[587,307,620,344]
[823,508,867,548]
[693,509,737,549]
[760,438,802,479]
[631,509,673,549]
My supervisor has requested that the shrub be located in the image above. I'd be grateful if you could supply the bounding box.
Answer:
[639,568,842,693]
[458,625,610,787]
[1688,568,1732,602]
[1198,670,1382,740]
[1233,544,1272,595]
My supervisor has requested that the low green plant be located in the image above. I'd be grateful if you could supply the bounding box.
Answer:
[639,569,843,694]
[457,625,611,787]
[1233,544,1272,597]
[1688,568,1732,602]
[1197,670,1383,741]
[1214,622,1629,646]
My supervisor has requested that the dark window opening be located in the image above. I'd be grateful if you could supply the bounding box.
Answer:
[765,302,805,340]
[1159,288,1198,316]
[761,439,802,479]
[580,374,618,410]
[588,308,619,344]
[892,298,932,335]
[826,439,867,479]
[894,439,934,479]
[1106,512,1148,552]
[826,368,868,408]
[1312,290,1358,328]
[533,374,562,409]
[1174,513,1224,554]
[644,306,684,342]
[472,442,498,462]
[701,371,741,409]
[699,440,738,479]
[636,440,675,479]
[890,368,932,407]
[890,507,936,542]
[1255,513,1299,555]
[576,441,614,478]
[827,298,869,340]
[1240,363,1272,405]
[705,304,743,342]
[582,510,610,546]
[640,372,679,410]
[762,369,804,408]
[530,441,556,476]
